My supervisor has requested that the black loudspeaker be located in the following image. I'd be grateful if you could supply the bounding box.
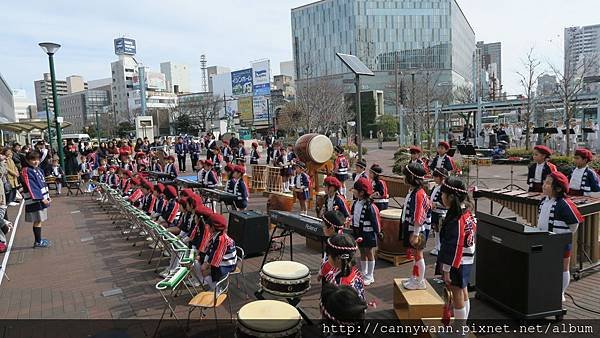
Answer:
[228,210,269,257]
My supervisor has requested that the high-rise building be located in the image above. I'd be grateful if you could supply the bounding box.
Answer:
[160,62,191,94]
[0,73,15,122]
[476,41,502,88]
[207,66,231,93]
[564,25,600,76]
[34,73,88,113]
[280,61,295,79]
[537,74,558,97]
[59,89,111,133]
[12,89,36,121]
[88,78,112,89]
[111,55,138,121]
[291,0,476,113]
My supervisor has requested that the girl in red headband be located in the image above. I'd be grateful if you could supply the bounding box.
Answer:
[401,163,432,290]
[351,177,381,286]
[540,171,584,303]
[429,168,448,256]
[438,177,476,320]
[321,233,365,301]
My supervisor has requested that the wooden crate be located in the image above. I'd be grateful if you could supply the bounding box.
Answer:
[393,278,445,320]
[377,250,412,266]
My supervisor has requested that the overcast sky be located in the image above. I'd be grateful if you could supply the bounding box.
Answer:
[1,0,599,104]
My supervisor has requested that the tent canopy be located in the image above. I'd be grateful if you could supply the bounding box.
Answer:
[0,120,72,133]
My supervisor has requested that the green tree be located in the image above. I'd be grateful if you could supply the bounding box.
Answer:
[346,91,377,137]
[375,115,399,139]
[117,121,135,138]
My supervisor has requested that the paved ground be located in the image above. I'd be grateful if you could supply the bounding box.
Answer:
[0,140,598,336]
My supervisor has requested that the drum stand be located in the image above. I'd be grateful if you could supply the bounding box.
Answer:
[503,160,524,191]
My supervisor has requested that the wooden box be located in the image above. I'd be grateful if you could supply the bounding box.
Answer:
[393,278,445,320]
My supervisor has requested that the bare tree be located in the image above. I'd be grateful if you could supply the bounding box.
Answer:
[294,78,351,134]
[516,48,543,150]
[178,94,222,132]
[453,84,476,125]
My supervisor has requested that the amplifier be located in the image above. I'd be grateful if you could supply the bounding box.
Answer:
[228,210,270,256]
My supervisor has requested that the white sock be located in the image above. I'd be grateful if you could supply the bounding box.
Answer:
[416,258,426,282]
[464,298,471,318]
[361,260,368,277]
[368,260,375,280]
[434,231,441,251]
[454,306,467,319]
[562,271,570,298]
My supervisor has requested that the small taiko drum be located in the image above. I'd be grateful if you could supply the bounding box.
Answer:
[236,300,302,338]
[267,192,295,212]
[251,165,267,191]
[315,191,327,215]
[260,261,311,298]
[294,133,333,164]
[266,166,283,192]
[378,209,405,255]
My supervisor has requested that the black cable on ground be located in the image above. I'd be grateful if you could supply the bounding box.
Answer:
[565,292,600,315]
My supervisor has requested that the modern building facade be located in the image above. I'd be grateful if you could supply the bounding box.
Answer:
[476,41,502,99]
[111,55,138,121]
[537,74,558,97]
[207,66,231,93]
[12,89,36,121]
[291,0,476,116]
[160,62,191,94]
[565,24,600,75]
[292,0,475,83]
[0,73,15,122]
[58,89,111,133]
[273,75,296,99]
[280,61,295,79]
[34,73,88,113]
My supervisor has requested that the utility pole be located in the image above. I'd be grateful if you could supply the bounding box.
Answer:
[411,73,417,146]
[44,98,53,150]
[395,54,400,145]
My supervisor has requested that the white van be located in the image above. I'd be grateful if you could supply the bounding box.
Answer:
[62,133,91,143]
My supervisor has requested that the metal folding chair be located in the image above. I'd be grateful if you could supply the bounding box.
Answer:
[154,266,191,337]
[230,246,248,299]
[64,175,83,196]
[186,273,232,333]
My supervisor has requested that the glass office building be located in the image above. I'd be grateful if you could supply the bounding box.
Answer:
[291,0,476,95]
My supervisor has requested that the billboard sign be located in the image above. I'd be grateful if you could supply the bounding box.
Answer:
[133,70,167,91]
[231,68,253,96]
[252,60,271,96]
[238,96,253,122]
[253,96,269,121]
[114,38,136,56]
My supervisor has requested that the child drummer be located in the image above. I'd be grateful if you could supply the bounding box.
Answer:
[527,145,557,192]
[292,162,310,214]
[429,141,455,173]
[333,145,350,196]
[232,165,249,211]
[321,176,350,220]
[320,232,365,301]
[250,142,261,165]
[351,177,381,286]
[540,171,584,302]
[402,163,432,290]
[429,168,448,256]
[568,148,600,196]
[195,213,237,290]
[437,177,477,320]
[369,164,389,211]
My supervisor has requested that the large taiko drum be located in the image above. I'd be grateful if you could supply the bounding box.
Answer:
[236,300,302,338]
[251,165,267,191]
[267,192,295,213]
[294,133,333,164]
[378,209,405,255]
[266,166,283,192]
[260,261,311,298]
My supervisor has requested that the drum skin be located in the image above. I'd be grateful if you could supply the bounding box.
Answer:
[316,191,326,215]
[378,209,405,255]
[266,166,283,192]
[237,300,301,337]
[295,133,333,164]
[260,261,311,298]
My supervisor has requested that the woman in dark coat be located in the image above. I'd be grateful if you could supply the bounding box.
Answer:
[64,140,79,175]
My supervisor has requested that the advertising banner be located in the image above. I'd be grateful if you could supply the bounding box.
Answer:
[252,60,271,96]
[231,68,253,96]
[253,96,269,121]
[238,96,253,122]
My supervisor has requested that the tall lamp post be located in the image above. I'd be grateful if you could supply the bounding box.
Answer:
[43,98,53,151]
[95,109,100,139]
[39,42,64,168]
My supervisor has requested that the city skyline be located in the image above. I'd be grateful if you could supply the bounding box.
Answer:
[1,0,600,100]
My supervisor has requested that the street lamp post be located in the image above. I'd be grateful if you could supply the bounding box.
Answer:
[95,109,100,138]
[43,98,53,150]
[39,42,64,168]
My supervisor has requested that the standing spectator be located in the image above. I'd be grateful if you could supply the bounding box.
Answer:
[64,140,79,175]
[265,132,275,164]
[35,141,51,175]
[21,151,52,248]
[377,130,384,149]
[3,149,19,206]
[189,139,201,172]
[134,138,145,152]
[97,142,109,160]
[175,136,188,172]
[12,143,23,171]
